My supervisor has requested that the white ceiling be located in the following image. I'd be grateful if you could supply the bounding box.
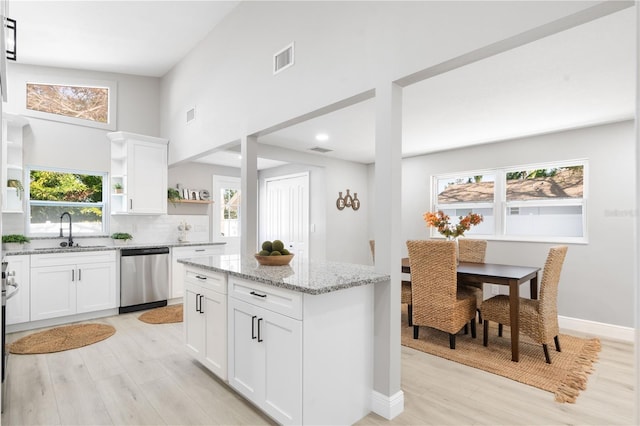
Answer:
[8,2,636,169]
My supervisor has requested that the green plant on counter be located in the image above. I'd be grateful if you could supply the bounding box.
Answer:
[7,179,24,199]
[110,232,133,240]
[168,187,183,207]
[2,234,30,243]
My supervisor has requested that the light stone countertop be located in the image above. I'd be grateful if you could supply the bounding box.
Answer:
[178,253,389,295]
[3,241,226,256]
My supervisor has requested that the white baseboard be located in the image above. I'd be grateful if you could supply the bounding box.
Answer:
[371,389,404,420]
[559,315,635,343]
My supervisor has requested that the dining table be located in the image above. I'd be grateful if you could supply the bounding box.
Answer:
[401,258,541,362]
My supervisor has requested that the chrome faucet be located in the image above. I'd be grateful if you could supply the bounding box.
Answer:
[59,212,74,247]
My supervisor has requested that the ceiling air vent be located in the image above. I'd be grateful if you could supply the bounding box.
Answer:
[274,42,294,74]
[186,107,196,124]
[310,146,332,154]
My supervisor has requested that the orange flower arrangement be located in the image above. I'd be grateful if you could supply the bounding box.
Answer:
[423,210,483,239]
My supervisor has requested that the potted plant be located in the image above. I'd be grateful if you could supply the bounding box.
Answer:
[113,183,123,194]
[2,234,31,250]
[7,179,24,199]
[168,187,182,207]
[111,232,133,245]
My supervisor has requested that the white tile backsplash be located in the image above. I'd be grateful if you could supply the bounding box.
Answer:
[111,215,210,244]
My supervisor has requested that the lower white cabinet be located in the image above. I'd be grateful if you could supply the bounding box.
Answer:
[5,255,30,325]
[228,297,302,425]
[171,245,225,298]
[184,266,227,380]
[30,251,117,321]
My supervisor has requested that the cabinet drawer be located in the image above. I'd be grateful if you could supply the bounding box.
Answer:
[229,276,302,320]
[173,245,224,258]
[31,250,116,268]
[185,267,227,294]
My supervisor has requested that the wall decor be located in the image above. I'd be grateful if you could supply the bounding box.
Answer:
[336,189,360,211]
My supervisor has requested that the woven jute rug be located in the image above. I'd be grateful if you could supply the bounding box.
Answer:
[9,323,116,355]
[138,304,183,324]
[400,307,600,403]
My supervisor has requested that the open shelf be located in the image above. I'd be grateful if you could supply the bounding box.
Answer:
[170,199,213,205]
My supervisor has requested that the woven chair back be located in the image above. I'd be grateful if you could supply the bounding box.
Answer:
[538,245,568,320]
[458,239,487,263]
[406,240,457,308]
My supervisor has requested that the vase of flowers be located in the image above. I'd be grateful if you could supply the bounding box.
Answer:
[423,210,483,263]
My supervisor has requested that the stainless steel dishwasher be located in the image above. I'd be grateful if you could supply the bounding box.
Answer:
[119,246,170,313]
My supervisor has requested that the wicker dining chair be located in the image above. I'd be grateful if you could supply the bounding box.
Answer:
[482,245,568,363]
[458,239,488,323]
[407,239,477,349]
[369,240,413,326]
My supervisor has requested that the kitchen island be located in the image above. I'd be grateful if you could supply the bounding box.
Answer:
[178,254,389,426]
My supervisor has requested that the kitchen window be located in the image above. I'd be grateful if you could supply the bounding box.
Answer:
[27,167,107,236]
[431,160,587,243]
[21,76,117,130]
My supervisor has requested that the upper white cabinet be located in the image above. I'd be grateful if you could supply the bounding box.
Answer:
[2,113,28,213]
[108,131,168,215]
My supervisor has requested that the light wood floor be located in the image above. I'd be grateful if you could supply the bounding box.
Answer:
[2,311,636,425]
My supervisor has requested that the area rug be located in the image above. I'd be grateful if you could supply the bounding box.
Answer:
[9,323,116,355]
[138,304,183,324]
[400,307,600,403]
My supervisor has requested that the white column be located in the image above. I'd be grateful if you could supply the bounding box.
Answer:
[634,4,639,425]
[240,135,258,257]
[371,82,404,419]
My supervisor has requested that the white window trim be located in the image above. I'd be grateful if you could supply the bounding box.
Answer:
[19,74,117,130]
[431,160,588,244]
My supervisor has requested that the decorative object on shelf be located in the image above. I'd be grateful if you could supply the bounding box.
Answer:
[177,220,192,242]
[336,189,360,211]
[256,239,294,265]
[199,189,210,200]
[7,179,24,199]
[113,182,123,194]
[5,17,16,61]
[168,187,182,206]
[111,232,133,245]
[2,234,30,250]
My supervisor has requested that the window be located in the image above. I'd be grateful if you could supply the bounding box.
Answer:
[20,75,117,130]
[27,167,107,236]
[432,160,587,242]
[212,175,241,243]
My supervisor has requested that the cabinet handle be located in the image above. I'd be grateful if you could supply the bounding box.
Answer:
[195,275,207,280]
[251,315,257,339]
[257,318,263,342]
[130,199,133,210]
[195,249,205,252]
[71,269,75,282]
[199,295,204,314]
[195,293,201,313]
[78,269,82,281]
[250,291,267,298]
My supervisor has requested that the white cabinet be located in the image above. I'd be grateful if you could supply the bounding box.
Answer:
[228,297,302,425]
[171,245,225,298]
[227,276,374,426]
[184,266,227,380]
[108,131,168,215]
[31,251,117,321]
[1,113,28,213]
[5,255,31,325]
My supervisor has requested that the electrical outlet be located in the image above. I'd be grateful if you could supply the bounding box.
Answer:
[491,284,499,295]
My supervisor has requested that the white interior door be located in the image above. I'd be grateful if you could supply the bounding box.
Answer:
[264,173,309,258]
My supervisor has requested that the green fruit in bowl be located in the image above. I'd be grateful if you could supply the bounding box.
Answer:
[262,241,273,251]
[272,240,285,252]
[281,248,290,255]
[258,250,270,256]
[270,251,282,256]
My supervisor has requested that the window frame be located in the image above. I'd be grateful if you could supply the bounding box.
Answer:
[19,74,117,130]
[26,165,109,237]
[431,159,588,244]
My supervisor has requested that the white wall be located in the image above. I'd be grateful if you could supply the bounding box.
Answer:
[160,1,599,165]
[400,120,636,328]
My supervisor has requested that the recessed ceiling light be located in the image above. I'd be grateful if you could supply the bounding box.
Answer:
[315,133,329,142]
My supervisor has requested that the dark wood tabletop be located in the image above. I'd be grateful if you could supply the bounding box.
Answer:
[402,258,541,361]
